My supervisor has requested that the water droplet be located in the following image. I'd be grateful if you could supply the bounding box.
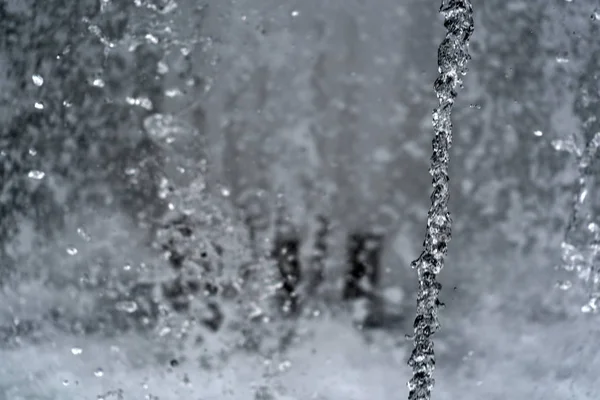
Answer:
[145,33,159,44]
[125,167,138,176]
[32,74,44,86]
[91,78,105,88]
[34,102,44,110]
[556,280,572,290]
[94,368,104,377]
[27,170,45,180]
[143,114,192,139]
[157,61,169,74]
[126,96,153,110]
[66,247,78,256]
[71,347,83,355]
[165,88,183,97]
[278,360,292,372]
[116,300,138,313]
[77,227,91,241]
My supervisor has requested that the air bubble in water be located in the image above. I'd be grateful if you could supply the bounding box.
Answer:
[94,368,104,377]
[66,247,78,255]
[533,130,543,137]
[27,170,45,180]
[71,347,83,355]
[34,102,44,110]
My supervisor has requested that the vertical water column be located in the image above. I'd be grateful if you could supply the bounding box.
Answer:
[407,2,473,400]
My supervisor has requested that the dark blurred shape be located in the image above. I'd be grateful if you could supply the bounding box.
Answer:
[305,215,330,295]
[343,232,383,300]
[272,234,302,316]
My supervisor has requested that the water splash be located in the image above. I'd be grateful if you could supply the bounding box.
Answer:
[553,131,600,309]
[407,1,473,400]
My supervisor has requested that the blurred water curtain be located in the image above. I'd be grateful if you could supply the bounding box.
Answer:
[553,28,600,312]
[406,2,473,400]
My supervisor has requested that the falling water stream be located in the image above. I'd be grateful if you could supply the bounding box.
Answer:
[406,2,473,399]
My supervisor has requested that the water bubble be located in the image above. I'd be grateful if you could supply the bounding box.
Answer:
[62,380,70,387]
[28,148,37,156]
[220,187,231,197]
[116,301,139,313]
[71,347,83,355]
[555,57,570,64]
[592,10,600,20]
[533,130,543,137]
[291,10,300,17]
[94,368,104,377]
[32,74,44,86]
[66,247,78,256]
[34,102,44,110]
[27,170,45,180]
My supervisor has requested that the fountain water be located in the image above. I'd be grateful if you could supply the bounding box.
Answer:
[406,2,473,399]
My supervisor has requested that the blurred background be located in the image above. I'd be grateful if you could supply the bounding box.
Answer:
[1,0,600,399]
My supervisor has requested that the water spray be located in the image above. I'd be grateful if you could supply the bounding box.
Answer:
[407,1,473,399]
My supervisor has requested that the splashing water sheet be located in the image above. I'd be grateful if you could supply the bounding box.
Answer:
[407,2,474,400]
[554,132,600,310]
